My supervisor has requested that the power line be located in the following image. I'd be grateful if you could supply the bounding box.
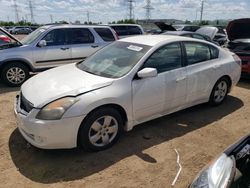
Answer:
[143,0,154,23]
[28,0,35,23]
[200,0,204,23]
[50,14,53,23]
[127,0,135,20]
[12,0,20,23]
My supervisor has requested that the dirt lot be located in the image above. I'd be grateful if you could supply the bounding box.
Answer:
[0,79,249,188]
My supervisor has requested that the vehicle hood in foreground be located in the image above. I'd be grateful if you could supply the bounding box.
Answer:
[227,18,250,41]
[21,64,114,108]
[0,27,21,44]
[196,26,218,39]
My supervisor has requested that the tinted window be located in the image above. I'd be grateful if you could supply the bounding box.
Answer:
[143,43,182,73]
[182,34,192,38]
[67,28,94,44]
[127,26,142,35]
[210,45,219,59]
[42,29,66,46]
[184,42,212,65]
[192,34,205,40]
[94,28,115,42]
[111,26,127,36]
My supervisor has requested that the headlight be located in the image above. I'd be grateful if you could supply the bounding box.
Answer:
[36,97,79,120]
[190,154,235,188]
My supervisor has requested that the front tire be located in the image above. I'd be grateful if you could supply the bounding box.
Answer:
[1,63,29,87]
[79,107,123,151]
[209,77,229,106]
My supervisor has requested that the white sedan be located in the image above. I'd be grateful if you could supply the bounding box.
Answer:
[14,35,241,151]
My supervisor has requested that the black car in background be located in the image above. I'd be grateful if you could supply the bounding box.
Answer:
[172,24,200,32]
[226,18,250,76]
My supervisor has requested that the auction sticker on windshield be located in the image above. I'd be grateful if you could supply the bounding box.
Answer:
[127,45,143,52]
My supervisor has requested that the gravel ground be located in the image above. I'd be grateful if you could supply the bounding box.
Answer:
[0,78,250,188]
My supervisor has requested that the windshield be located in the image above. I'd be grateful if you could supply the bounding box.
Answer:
[77,41,151,78]
[21,27,47,45]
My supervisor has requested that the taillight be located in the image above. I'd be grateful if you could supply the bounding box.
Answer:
[233,54,242,66]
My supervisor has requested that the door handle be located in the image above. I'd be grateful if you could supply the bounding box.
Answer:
[176,77,186,82]
[60,47,69,50]
[91,45,99,48]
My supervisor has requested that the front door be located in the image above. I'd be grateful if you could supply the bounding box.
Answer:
[132,42,187,123]
[33,29,72,69]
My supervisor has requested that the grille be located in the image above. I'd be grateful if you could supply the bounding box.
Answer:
[20,93,34,113]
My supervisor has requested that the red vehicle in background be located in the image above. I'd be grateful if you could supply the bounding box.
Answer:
[227,18,250,77]
[0,34,11,44]
[0,28,11,44]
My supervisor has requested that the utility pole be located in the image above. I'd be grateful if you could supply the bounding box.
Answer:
[13,0,20,23]
[87,11,90,23]
[50,14,53,23]
[200,0,204,24]
[143,0,154,23]
[28,0,35,24]
[127,0,135,20]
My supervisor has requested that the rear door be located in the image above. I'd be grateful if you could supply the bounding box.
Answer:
[66,28,100,63]
[184,41,220,104]
[33,29,72,69]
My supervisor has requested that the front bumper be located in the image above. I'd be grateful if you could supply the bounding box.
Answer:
[14,94,84,149]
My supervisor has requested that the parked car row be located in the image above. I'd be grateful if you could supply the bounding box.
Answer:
[3,26,38,35]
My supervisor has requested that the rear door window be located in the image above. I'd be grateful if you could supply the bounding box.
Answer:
[67,28,94,44]
[184,42,212,65]
[94,28,115,42]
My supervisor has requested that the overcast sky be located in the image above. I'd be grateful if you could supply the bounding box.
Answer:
[0,0,249,24]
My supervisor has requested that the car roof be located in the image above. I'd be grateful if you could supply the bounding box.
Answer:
[43,24,112,30]
[119,35,199,46]
[164,31,195,35]
[108,24,142,27]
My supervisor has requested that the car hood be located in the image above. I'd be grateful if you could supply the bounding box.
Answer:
[154,22,176,32]
[21,64,114,108]
[196,26,218,39]
[227,18,250,41]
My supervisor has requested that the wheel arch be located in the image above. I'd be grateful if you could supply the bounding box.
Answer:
[77,103,128,146]
[0,59,33,74]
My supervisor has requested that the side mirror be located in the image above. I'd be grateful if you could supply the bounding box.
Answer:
[137,68,157,79]
[38,40,47,47]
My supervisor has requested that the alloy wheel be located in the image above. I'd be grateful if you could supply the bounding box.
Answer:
[6,67,26,84]
[88,115,119,147]
[214,80,228,103]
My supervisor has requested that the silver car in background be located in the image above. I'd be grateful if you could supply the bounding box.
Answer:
[0,25,118,86]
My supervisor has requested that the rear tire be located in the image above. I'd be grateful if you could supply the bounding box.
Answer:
[1,62,29,87]
[78,107,123,151]
[209,77,229,106]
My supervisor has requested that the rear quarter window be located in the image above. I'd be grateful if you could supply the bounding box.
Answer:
[111,26,127,36]
[127,26,143,35]
[94,28,115,42]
